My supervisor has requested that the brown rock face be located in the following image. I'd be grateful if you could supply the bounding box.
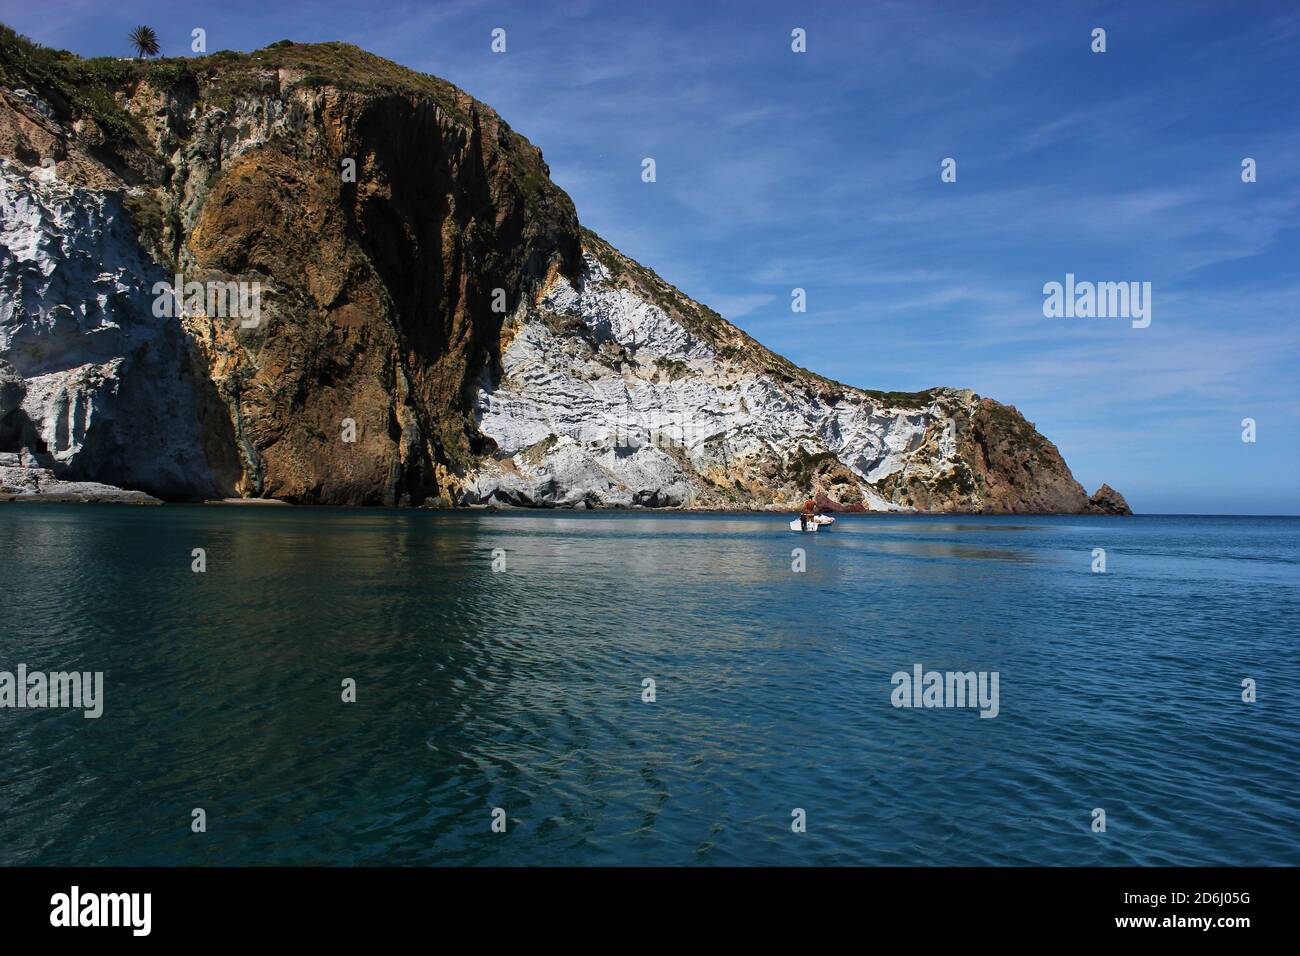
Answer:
[958,399,1093,513]
[1088,483,1133,515]
[113,46,581,504]
[813,491,866,514]
[870,396,1096,513]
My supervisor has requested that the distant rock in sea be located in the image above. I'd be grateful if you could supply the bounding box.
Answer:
[1088,483,1132,515]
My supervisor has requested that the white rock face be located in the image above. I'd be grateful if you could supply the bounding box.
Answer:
[10,89,55,122]
[0,161,214,497]
[466,253,964,509]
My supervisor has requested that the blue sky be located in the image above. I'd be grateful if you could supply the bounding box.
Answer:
[6,0,1298,513]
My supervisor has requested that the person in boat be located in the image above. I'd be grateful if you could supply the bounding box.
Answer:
[799,495,817,531]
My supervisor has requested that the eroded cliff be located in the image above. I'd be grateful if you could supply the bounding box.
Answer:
[0,29,1128,513]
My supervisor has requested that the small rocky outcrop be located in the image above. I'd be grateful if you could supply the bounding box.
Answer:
[0,452,160,502]
[1087,483,1132,515]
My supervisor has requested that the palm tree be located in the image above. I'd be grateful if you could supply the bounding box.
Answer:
[128,25,160,60]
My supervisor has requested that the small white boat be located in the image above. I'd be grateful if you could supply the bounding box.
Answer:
[789,514,835,532]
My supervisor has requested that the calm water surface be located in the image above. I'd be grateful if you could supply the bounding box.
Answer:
[0,507,1296,865]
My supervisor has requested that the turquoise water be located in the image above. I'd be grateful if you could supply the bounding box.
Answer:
[0,506,1296,865]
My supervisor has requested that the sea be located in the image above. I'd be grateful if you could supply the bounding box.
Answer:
[1,506,1296,865]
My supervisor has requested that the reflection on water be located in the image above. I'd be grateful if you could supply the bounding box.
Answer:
[0,507,1297,865]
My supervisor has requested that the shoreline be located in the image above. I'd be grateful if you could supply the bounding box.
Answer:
[1,494,1142,516]
[0,494,162,505]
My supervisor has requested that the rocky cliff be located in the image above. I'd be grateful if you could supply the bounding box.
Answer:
[0,29,1128,513]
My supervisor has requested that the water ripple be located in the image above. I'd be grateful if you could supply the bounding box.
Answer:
[0,508,1296,865]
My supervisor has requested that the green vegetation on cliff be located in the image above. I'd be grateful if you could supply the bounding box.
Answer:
[0,27,572,225]
[0,24,151,152]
